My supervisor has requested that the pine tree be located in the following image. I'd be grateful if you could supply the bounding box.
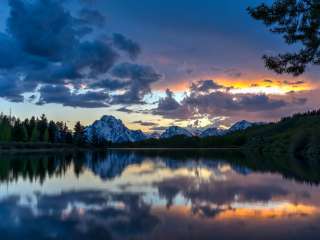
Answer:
[12,120,27,142]
[31,127,39,142]
[22,125,28,142]
[48,121,58,143]
[43,128,49,142]
[73,121,86,146]
[3,124,12,142]
[38,114,48,141]
[248,0,320,76]
[27,117,37,141]
[0,117,12,142]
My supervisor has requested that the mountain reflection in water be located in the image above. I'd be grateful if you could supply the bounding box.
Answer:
[0,149,320,240]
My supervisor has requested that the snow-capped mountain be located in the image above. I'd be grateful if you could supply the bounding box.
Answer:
[228,120,253,132]
[160,126,193,139]
[198,120,256,138]
[85,115,147,143]
[130,130,148,142]
[200,127,224,137]
[84,151,143,180]
[147,132,161,139]
[187,128,203,137]
[85,115,258,143]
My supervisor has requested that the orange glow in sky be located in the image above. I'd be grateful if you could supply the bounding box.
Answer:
[154,202,319,221]
[216,202,318,220]
[153,73,315,95]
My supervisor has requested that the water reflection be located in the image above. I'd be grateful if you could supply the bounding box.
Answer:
[0,150,320,240]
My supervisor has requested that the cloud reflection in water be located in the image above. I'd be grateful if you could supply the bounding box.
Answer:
[0,150,320,240]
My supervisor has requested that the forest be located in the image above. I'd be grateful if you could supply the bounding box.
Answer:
[0,110,319,163]
[0,114,85,147]
[118,110,320,162]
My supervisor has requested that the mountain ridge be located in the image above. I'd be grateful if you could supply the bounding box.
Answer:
[85,115,257,143]
[85,115,148,143]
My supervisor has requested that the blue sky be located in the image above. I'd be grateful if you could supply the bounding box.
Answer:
[0,0,318,131]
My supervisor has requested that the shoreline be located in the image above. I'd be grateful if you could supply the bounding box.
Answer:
[0,145,241,153]
[108,147,240,150]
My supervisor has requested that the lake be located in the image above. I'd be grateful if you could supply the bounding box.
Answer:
[0,149,320,240]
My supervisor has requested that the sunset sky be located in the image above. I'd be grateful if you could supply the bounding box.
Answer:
[0,0,319,132]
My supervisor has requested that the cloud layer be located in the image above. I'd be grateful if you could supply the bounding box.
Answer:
[0,0,160,107]
[152,80,307,121]
[0,0,315,126]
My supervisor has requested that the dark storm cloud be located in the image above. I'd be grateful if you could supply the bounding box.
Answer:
[23,39,119,87]
[116,106,134,113]
[190,80,223,93]
[0,0,115,101]
[150,126,167,131]
[154,175,289,212]
[111,62,161,104]
[38,85,110,108]
[132,120,158,126]
[186,92,290,116]
[151,80,306,120]
[283,80,305,85]
[238,95,287,111]
[79,8,106,27]
[0,75,25,102]
[0,0,159,107]
[0,191,159,239]
[152,89,193,119]
[7,0,78,61]
[0,33,26,69]
[74,40,118,76]
[113,33,141,60]
[90,78,130,90]
[157,89,181,111]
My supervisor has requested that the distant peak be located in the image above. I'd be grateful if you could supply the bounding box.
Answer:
[229,120,253,132]
[100,115,119,122]
[161,126,193,139]
[167,126,182,130]
[238,120,251,124]
[86,115,147,143]
[231,120,252,125]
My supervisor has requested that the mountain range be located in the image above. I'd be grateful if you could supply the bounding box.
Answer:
[85,115,256,143]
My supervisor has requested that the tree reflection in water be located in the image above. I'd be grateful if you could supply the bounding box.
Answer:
[0,149,320,240]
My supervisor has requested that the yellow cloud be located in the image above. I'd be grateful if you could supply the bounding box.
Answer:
[216,202,318,220]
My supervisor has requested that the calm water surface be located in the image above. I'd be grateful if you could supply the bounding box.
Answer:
[0,149,320,240]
